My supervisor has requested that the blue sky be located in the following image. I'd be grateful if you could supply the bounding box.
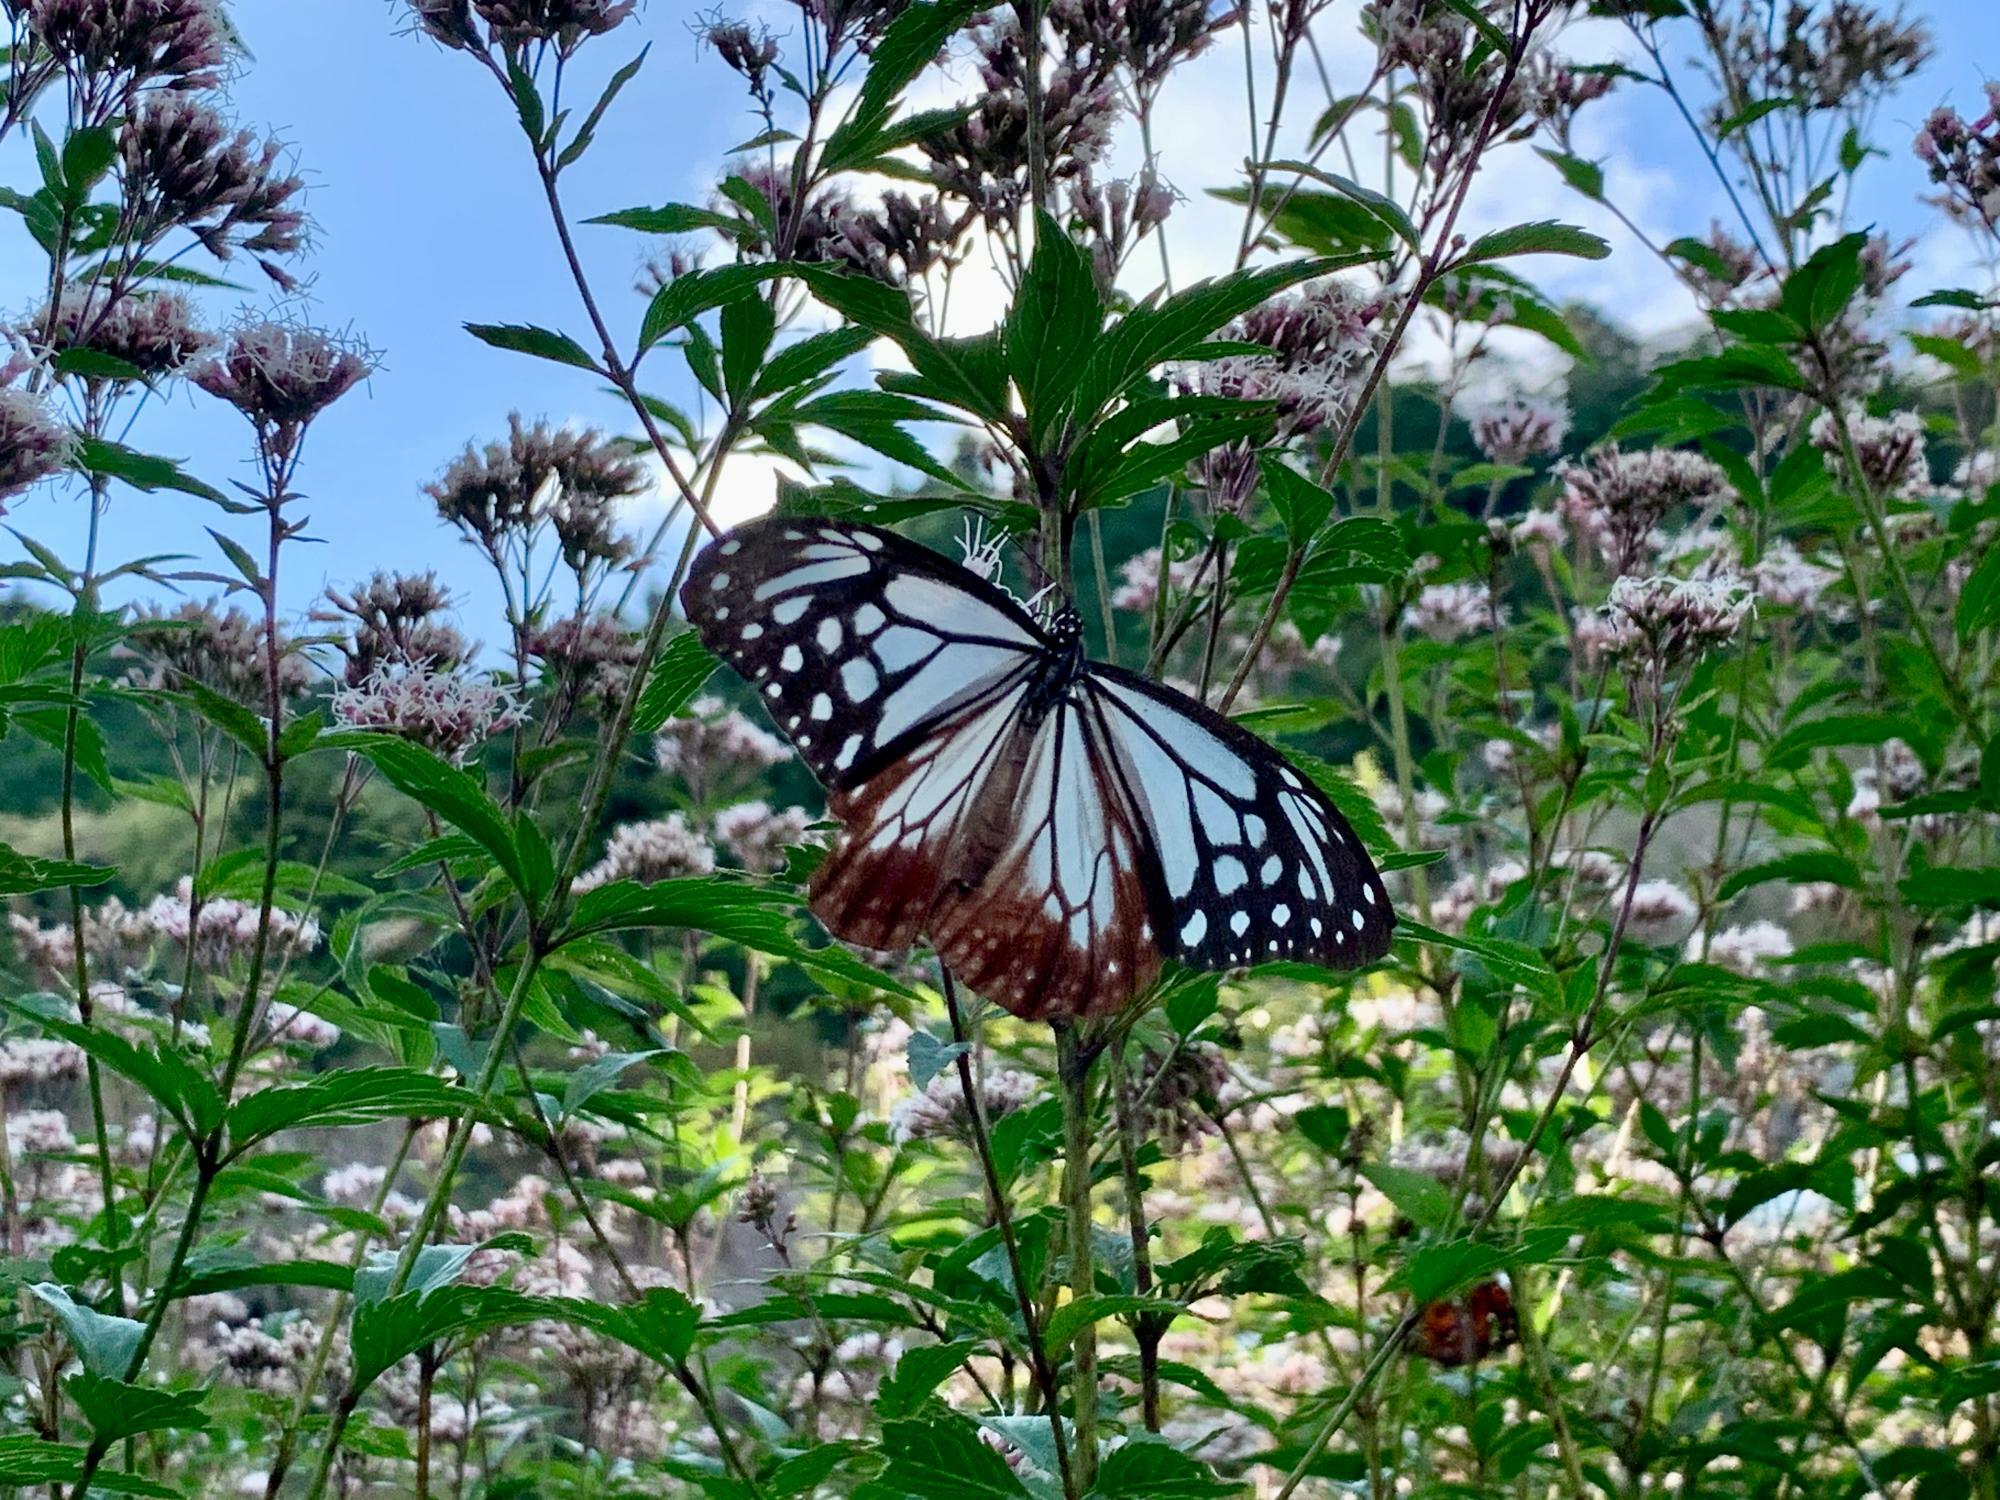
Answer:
[3,0,1994,642]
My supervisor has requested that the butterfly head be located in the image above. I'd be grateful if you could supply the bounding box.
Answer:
[1049,605,1084,644]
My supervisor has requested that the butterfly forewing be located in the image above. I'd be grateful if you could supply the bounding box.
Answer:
[682,519,1046,789]
[1085,666,1395,972]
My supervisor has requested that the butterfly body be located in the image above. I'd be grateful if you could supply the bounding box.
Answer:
[681,517,1394,1021]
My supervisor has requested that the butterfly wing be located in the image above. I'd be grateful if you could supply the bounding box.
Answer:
[923,693,1161,1021]
[683,517,1046,956]
[680,517,1050,790]
[1084,664,1394,973]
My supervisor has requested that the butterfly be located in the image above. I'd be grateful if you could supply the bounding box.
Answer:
[679,516,1394,1021]
[1411,1281,1518,1368]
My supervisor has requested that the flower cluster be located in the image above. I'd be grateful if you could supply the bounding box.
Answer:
[332,661,526,764]
[1556,446,1733,573]
[191,319,377,456]
[428,413,644,572]
[1917,85,2000,236]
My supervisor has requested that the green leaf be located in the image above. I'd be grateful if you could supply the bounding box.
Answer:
[1396,918,1557,998]
[465,322,599,371]
[1042,1294,1172,1357]
[1359,1163,1455,1232]
[0,1436,179,1494]
[1900,866,2000,913]
[877,1416,1030,1499]
[350,1285,554,1390]
[1717,851,1862,902]
[1005,211,1105,441]
[224,1068,470,1156]
[59,125,117,202]
[65,1372,208,1443]
[1535,146,1605,200]
[1779,230,1868,334]
[560,1049,665,1120]
[876,1340,980,1419]
[30,1284,145,1378]
[0,840,111,895]
[588,202,742,235]
[1090,1440,1242,1498]
[3,1002,223,1137]
[907,1031,968,1092]
[632,631,718,734]
[1258,160,1417,247]
[1956,547,2000,643]
[72,436,225,503]
[818,0,983,173]
[1260,454,1334,545]
[641,263,786,350]
[326,733,529,901]
[1401,1239,1510,1305]
[1454,220,1611,266]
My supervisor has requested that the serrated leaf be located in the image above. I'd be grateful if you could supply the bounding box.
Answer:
[465,321,598,371]
[1359,1163,1455,1232]
[1455,220,1610,266]
[30,1284,144,1378]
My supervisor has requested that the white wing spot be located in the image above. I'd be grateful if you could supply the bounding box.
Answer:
[765,683,782,698]
[1311,917,1323,937]
[1350,909,1365,931]
[854,603,886,633]
[1214,856,1247,896]
[841,657,879,701]
[810,693,832,721]
[835,735,862,771]
[874,625,935,674]
[709,572,730,591]
[855,531,884,551]
[773,597,809,626]
[780,645,804,673]
[1230,911,1250,937]
[817,617,842,652]
[1273,904,1291,926]
[719,539,741,556]
[741,623,764,641]
[1260,854,1282,884]
[1245,815,1267,846]
[1180,912,1207,946]
[1363,884,1377,906]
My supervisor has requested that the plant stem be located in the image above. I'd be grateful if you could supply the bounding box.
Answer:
[1054,1022,1098,1490]
[942,970,1076,1498]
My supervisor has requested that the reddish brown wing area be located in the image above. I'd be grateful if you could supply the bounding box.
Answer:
[930,699,1160,1023]
[1411,1281,1519,1368]
[809,673,1029,955]
[810,682,1164,1022]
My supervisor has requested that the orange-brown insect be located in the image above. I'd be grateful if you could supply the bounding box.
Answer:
[1410,1280,1519,1368]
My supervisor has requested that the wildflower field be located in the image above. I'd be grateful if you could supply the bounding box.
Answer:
[1,0,1998,1495]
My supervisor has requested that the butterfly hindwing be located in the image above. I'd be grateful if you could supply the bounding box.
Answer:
[681,518,1047,790]
[808,669,1033,954]
[926,695,1161,1020]
[1086,665,1395,972]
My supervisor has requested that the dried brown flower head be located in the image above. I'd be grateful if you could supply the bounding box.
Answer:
[319,571,466,687]
[120,96,309,274]
[428,414,646,562]
[27,0,228,101]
